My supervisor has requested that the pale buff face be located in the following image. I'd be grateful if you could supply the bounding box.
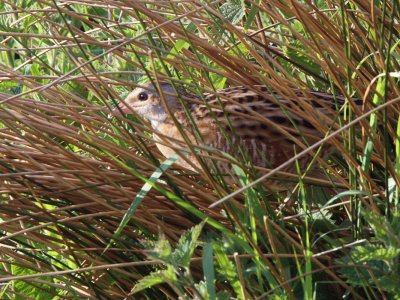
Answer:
[114,82,181,128]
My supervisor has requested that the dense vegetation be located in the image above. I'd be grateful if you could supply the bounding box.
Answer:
[0,0,399,299]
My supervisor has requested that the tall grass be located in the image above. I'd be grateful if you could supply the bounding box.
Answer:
[0,0,399,299]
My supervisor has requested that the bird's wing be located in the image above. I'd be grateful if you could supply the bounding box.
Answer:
[193,86,337,138]
[188,86,359,168]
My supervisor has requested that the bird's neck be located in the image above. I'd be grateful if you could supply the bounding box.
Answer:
[149,112,170,130]
[150,110,188,131]
[150,118,164,129]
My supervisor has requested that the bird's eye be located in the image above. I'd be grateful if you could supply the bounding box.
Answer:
[138,92,148,101]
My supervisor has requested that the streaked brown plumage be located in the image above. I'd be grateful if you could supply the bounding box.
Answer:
[114,82,363,188]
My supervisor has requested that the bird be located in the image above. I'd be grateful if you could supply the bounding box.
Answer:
[113,81,364,189]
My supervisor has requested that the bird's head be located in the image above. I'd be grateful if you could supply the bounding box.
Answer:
[113,82,184,128]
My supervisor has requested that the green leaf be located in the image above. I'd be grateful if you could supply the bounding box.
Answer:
[396,107,400,187]
[214,243,242,297]
[362,76,386,172]
[245,4,259,31]
[220,0,246,25]
[172,220,205,267]
[352,245,400,263]
[9,265,55,300]
[168,23,197,59]
[132,267,176,294]
[107,154,180,250]
[145,233,173,263]
[283,38,322,75]
[121,153,179,229]
[203,242,216,300]
[232,164,258,242]
[339,258,387,286]
[377,274,400,294]
[362,210,397,246]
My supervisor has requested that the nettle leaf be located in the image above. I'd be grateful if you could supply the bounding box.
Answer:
[391,211,400,235]
[362,209,400,247]
[377,274,400,294]
[214,243,242,297]
[172,220,205,267]
[194,281,231,300]
[339,258,388,286]
[219,0,246,25]
[132,266,176,294]
[216,291,233,300]
[361,210,388,242]
[352,244,400,263]
[133,222,206,294]
[143,233,173,263]
[340,257,400,295]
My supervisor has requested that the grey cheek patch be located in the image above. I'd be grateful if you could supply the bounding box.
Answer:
[112,104,128,115]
